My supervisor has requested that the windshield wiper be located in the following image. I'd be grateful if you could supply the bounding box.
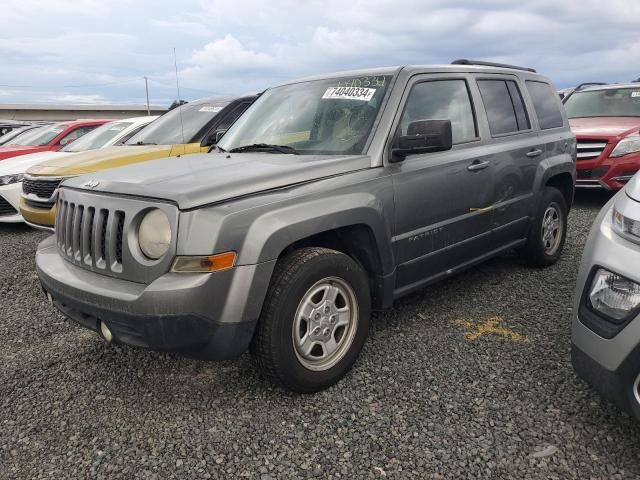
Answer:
[132,141,157,146]
[228,143,298,154]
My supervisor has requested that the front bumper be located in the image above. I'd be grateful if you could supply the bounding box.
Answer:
[0,181,23,223]
[576,151,640,191]
[571,194,640,418]
[18,196,56,230]
[36,236,275,360]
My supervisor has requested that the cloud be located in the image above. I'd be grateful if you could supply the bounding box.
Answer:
[0,0,639,106]
[46,94,109,104]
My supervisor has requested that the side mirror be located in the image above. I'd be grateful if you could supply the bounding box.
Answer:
[202,129,227,147]
[391,120,452,162]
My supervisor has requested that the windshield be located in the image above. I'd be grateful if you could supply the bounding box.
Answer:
[0,126,35,144]
[62,121,132,152]
[218,75,392,155]
[8,124,65,146]
[564,88,640,118]
[126,102,226,145]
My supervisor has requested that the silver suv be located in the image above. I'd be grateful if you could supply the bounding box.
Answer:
[36,60,576,392]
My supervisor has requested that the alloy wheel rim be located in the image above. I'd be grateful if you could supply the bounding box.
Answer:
[292,276,359,371]
[541,203,563,255]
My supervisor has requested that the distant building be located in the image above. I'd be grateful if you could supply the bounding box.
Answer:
[0,103,167,122]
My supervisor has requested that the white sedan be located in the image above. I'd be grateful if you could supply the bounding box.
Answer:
[0,116,157,223]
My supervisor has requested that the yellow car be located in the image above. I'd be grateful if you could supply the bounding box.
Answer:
[20,95,256,230]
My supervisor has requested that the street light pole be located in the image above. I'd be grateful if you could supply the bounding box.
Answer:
[144,76,150,116]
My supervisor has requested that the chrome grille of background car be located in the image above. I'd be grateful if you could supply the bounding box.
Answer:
[54,188,179,284]
[576,140,608,160]
[23,177,62,199]
[56,199,125,273]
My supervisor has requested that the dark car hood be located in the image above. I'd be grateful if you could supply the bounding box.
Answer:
[569,117,640,138]
[62,152,371,210]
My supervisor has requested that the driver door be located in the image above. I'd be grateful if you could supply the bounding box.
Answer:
[389,74,494,293]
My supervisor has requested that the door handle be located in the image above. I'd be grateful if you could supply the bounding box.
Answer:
[526,149,543,158]
[467,160,490,172]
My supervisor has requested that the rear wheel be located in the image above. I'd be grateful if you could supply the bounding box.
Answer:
[250,247,371,393]
[520,186,568,267]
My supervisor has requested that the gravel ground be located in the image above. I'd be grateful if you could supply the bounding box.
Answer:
[2,190,640,479]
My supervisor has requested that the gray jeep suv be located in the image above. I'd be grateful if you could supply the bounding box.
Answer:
[36,61,576,392]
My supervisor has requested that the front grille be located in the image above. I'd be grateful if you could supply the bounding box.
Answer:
[56,199,124,273]
[577,166,609,180]
[0,196,17,216]
[577,139,608,160]
[23,177,63,199]
[577,169,592,179]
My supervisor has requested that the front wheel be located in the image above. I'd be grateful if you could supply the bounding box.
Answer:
[250,247,371,393]
[520,186,568,267]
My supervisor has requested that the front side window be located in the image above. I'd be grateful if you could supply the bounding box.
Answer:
[399,79,477,144]
[218,74,393,155]
[563,87,640,118]
[8,124,64,146]
[126,102,229,145]
[63,122,133,152]
[526,81,564,129]
[478,79,530,136]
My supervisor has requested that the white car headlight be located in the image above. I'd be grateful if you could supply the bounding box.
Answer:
[0,173,24,186]
[611,137,640,158]
[138,209,171,259]
[589,268,640,321]
[612,206,640,243]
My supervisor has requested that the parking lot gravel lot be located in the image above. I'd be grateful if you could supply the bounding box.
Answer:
[2,190,640,479]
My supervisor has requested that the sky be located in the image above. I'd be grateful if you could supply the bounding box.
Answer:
[1,0,639,107]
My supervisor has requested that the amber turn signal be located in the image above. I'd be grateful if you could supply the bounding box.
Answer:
[171,251,237,272]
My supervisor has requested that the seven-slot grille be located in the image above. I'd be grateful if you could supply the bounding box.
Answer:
[577,139,609,160]
[56,199,125,272]
[0,196,17,216]
[23,177,63,199]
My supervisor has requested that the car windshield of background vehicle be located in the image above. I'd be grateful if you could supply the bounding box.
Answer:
[63,122,133,152]
[7,124,65,146]
[564,88,640,118]
[0,126,34,144]
[126,103,226,145]
[218,75,393,155]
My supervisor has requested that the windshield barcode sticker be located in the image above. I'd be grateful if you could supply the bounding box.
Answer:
[632,92,640,98]
[199,106,223,113]
[322,87,376,102]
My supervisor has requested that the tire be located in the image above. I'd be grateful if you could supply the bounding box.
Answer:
[250,247,371,393]
[520,186,568,267]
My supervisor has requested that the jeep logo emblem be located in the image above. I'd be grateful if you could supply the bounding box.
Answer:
[84,179,100,189]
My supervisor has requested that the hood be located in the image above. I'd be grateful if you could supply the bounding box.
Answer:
[0,151,69,176]
[0,145,49,160]
[26,144,173,176]
[62,152,371,210]
[570,117,640,138]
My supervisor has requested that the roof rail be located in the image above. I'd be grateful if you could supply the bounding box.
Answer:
[451,59,536,73]
[574,82,606,91]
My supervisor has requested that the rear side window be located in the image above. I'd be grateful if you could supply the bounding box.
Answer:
[526,81,564,129]
[400,79,477,144]
[477,79,530,135]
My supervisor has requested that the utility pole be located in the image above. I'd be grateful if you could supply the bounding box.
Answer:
[144,76,150,116]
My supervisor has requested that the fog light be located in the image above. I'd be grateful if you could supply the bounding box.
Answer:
[589,269,640,322]
[100,321,113,343]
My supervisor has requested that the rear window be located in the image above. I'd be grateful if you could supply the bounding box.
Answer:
[477,80,530,136]
[526,81,564,129]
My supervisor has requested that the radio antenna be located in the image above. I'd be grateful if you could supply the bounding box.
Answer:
[173,47,186,145]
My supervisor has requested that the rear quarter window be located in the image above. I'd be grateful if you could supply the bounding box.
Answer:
[477,79,530,136]
[526,81,564,129]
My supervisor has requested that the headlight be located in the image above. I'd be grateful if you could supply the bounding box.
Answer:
[138,209,171,259]
[0,173,24,186]
[589,268,640,321]
[612,206,640,243]
[611,137,640,158]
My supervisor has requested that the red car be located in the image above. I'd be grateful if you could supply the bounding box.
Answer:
[0,119,109,161]
[564,83,640,190]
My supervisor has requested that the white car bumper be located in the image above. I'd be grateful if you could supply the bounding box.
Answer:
[0,181,23,223]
